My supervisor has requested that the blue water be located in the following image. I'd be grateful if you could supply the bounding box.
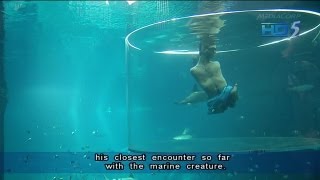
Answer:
[2,1,320,180]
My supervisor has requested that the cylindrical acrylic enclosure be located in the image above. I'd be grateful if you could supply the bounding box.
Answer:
[126,10,320,153]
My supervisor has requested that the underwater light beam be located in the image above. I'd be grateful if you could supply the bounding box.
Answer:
[127,1,136,5]
[154,49,242,55]
[125,9,320,54]
[105,1,136,6]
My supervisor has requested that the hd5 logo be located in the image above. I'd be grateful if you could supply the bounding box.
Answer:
[261,21,300,37]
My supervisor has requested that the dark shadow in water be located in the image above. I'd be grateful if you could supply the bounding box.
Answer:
[130,137,320,152]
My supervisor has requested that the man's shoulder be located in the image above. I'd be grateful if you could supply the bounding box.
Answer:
[190,65,202,74]
[190,66,198,73]
[190,65,208,76]
[209,60,220,65]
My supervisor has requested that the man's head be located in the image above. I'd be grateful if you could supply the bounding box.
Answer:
[199,35,216,59]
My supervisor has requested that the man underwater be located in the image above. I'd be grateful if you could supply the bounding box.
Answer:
[176,35,238,114]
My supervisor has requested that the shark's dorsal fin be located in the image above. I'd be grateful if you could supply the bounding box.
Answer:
[129,173,134,178]
[182,128,189,135]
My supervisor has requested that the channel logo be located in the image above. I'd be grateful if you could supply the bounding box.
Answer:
[261,21,300,37]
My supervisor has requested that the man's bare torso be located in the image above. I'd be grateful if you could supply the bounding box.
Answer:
[190,61,227,98]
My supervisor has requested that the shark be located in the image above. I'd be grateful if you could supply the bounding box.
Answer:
[287,84,314,93]
[104,173,135,180]
[173,128,192,140]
